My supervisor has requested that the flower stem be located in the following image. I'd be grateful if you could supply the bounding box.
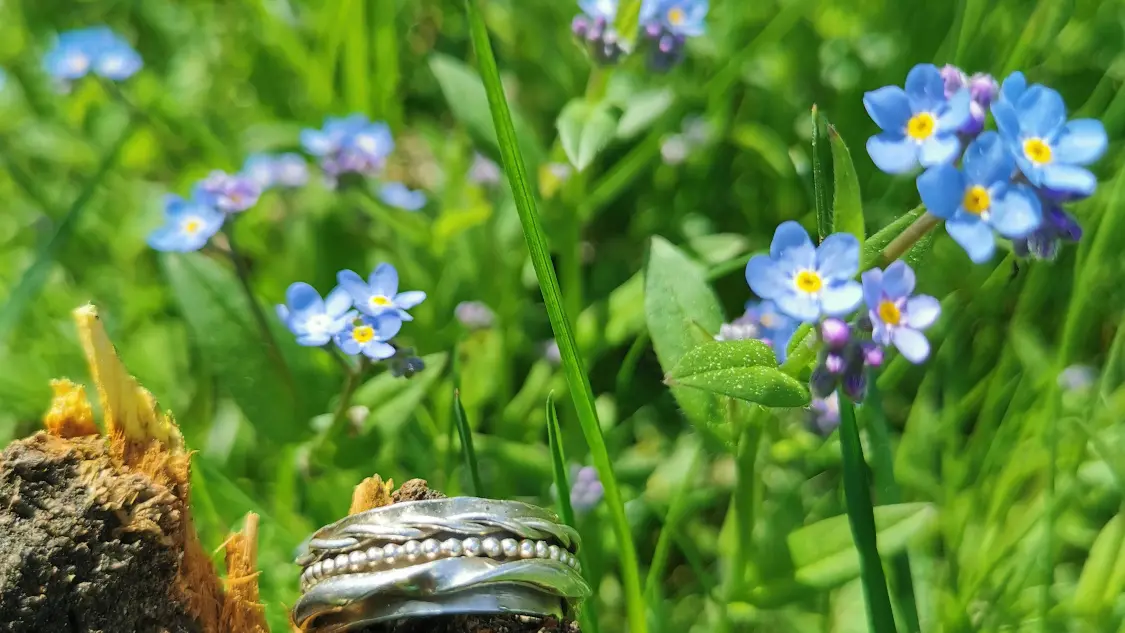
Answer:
[222,227,293,391]
[310,358,367,465]
[881,211,940,265]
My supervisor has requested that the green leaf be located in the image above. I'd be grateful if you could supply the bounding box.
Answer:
[861,206,926,269]
[811,106,832,240]
[644,237,727,435]
[828,123,865,250]
[463,4,647,632]
[613,0,643,50]
[160,253,303,442]
[665,340,810,408]
[453,388,484,496]
[789,502,937,589]
[616,88,675,139]
[429,53,542,169]
[558,99,618,172]
[1074,512,1125,614]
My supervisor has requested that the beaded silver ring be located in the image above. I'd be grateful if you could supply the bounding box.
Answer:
[291,497,590,632]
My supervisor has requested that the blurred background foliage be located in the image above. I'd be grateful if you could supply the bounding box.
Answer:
[1,0,1125,631]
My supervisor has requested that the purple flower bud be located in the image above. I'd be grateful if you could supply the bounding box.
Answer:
[820,318,850,349]
[658,34,676,53]
[940,64,968,98]
[572,15,591,38]
[455,301,495,330]
[645,21,662,38]
[588,17,606,41]
[810,365,837,399]
[825,353,846,375]
[863,343,884,368]
[842,371,867,402]
[960,100,986,136]
[810,393,840,434]
[968,73,999,107]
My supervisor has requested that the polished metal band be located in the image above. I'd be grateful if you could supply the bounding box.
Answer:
[292,497,590,632]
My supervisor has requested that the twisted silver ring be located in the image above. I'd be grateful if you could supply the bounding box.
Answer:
[292,497,590,632]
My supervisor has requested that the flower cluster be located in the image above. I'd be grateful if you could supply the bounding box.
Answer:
[147,170,263,253]
[44,27,142,84]
[865,63,1107,262]
[743,223,940,402]
[242,153,310,190]
[715,299,797,362]
[277,263,426,364]
[551,465,604,514]
[571,0,708,71]
[300,114,394,183]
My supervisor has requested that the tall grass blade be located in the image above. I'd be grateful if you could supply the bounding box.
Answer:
[453,388,484,496]
[838,391,897,633]
[462,3,648,631]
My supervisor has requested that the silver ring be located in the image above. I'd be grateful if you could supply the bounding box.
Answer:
[292,497,590,632]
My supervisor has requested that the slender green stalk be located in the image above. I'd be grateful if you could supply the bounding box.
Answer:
[646,441,703,600]
[309,359,366,464]
[453,389,484,496]
[546,395,600,633]
[864,382,922,633]
[463,3,647,631]
[731,409,762,594]
[882,212,940,265]
[0,122,135,343]
[1039,389,1061,632]
[838,392,897,633]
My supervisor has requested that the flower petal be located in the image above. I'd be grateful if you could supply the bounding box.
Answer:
[916,163,963,219]
[905,295,941,330]
[990,185,1042,238]
[918,134,961,167]
[815,233,860,280]
[867,132,918,174]
[999,71,1027,104]
[336,335,361,355]
[946,212,996,263]
[369,263,400,296]
[936,88,971,132]
[881,260,916,299]
[285,282,324,319]
[775,291,821,323]
[372,314,403,340]
[962,131,1013,186]
[745,255,789,300]
[904,63,944,112]
[863,86,912,132]
[276,304,290,325]
[336,269,371,302]
[769,221,813,259]
[324,286,353,317]
[296,332,331,347]
[1054,119,1108,166]
[394,290,427,310]
[861,268,884,310]
[1017,86,1067,139]
[991,100,1021,142]
[819,281,863,317]
[362,341,397,360]
[892,328,931,363]
[1041,164,1097,198]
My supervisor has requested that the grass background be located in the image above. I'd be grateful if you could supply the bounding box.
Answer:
[2,0,1125,631]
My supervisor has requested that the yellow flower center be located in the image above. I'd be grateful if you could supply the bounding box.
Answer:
[962,185,991,215]
[182,218,202,234]
[795,270,823,294]
[906,112,936,141]
[370,295,393,308]
[352,325,375,343]
[668,7,685,25]
[1023,138,1052,165]
[878,300,902,326]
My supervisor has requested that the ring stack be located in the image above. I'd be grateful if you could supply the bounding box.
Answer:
[291,497,591,632]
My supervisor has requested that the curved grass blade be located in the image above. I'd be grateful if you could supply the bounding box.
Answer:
[462,3,647,631]
[838,391,897,633]
[453,388,484,496]
[0,122,134,343]
[546,394,600,633]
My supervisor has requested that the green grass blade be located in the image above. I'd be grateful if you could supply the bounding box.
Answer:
[646,440,704,599]
[864,382,922,633]
[453,388,484,496]
[838,391,897,633]
[0,122,134,344]
[462,4,648,631]
[614,0,643,51]
[343,0,370,112]
[547,394,601,633]
[811,105,831,240]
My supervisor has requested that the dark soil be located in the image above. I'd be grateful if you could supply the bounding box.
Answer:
[0,433,201,633]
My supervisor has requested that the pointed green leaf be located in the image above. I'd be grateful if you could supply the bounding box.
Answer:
[668,362,810,408]
[453,388,484,496]
[1074,512,1125,614]
[614,0,643,50]
[788,502,936,590]
[616,88,675,139]
[811,106,832,240]
[861,206,926,269]
[828,123,865,249]
[668,339,779,378]
[558,99,618,172]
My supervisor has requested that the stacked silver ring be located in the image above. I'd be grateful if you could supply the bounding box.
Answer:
[292,497,591,632]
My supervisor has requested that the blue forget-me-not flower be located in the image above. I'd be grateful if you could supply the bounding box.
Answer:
[146,195,225,253]
[377,182,426,211]
[336,314,402,360]
[276,283,355,347]
[861,261,941,364]
[301,115,395,180]
[864,63,971,174]
[242,153,309,190]
[44,27,142,82]
[745,222,863,323]
[338,263,427,321]
[917,132,1042,263]
[641,0,708,37]
[992,75,1107,200]
[193,170,261,213]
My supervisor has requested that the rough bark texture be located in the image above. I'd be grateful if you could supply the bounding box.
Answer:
[0,305,267,633]
[339,479,581,633]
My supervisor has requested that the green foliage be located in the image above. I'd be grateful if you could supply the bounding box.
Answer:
[666,339,810,408]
